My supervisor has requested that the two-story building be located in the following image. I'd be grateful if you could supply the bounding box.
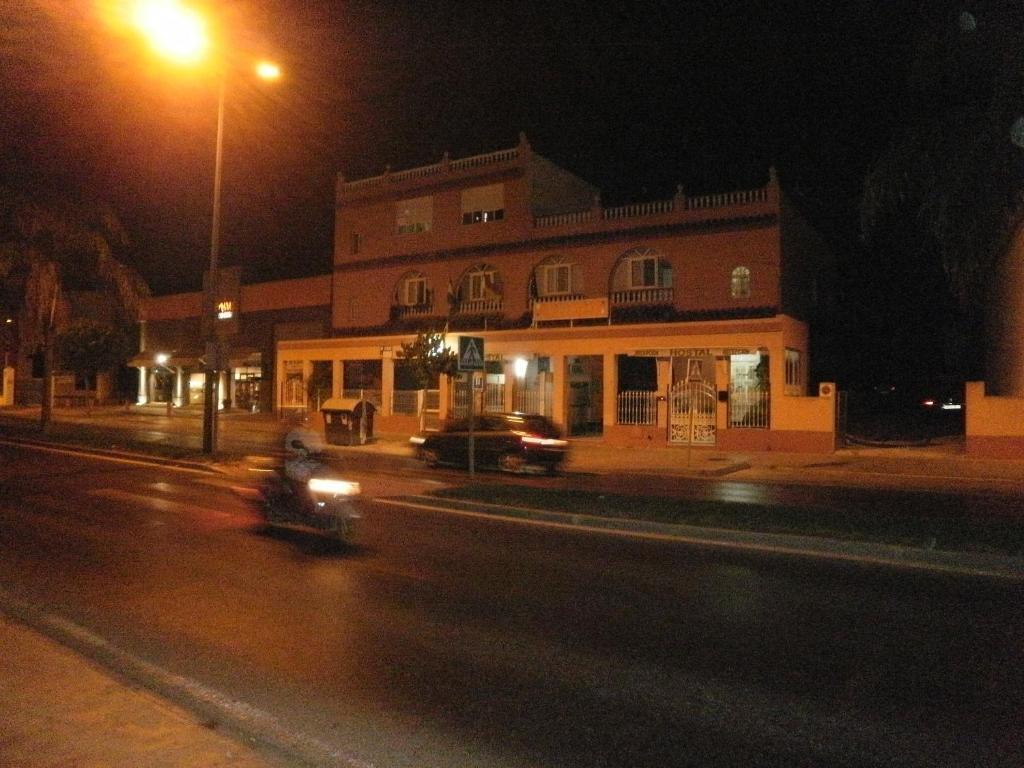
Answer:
[277,135,837,452]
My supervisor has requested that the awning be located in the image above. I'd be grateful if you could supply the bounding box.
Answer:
[127,350,204,368]
[227,347,262,368]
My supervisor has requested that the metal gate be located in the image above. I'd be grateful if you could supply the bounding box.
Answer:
[669,379,717,445]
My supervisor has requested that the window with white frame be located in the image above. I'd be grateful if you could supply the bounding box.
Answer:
[626,248,671,289]
[399,273,428,306]
[396,196,432,234]
[465,266,498,301]
[461,183,505,225]
[542,263,571,295]
[731,266,751,298]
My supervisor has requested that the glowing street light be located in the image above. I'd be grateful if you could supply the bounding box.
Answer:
[132,0,208,64]
[255,60,282,81]
[132,0,281,452]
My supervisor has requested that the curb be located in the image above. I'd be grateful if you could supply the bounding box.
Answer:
[383,494,1024,581]
[0,436,221,474]
[0,592,343,768]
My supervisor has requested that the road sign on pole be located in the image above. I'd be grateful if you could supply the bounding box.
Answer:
[458,336,485,372]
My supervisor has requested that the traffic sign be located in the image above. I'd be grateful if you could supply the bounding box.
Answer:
[458,336,484,372]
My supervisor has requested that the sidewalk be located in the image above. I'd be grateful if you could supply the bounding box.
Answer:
[3,403,1024,492]
[0,613,280,768]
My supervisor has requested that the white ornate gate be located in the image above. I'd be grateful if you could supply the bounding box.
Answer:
[669,379,717,445]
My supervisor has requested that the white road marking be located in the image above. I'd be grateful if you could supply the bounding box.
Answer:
[88,488,233,519]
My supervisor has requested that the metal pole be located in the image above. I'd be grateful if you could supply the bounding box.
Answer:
[202,75,226,453]
[468,373,475,477]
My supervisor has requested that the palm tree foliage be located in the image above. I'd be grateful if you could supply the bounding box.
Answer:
[0,187,150,423]
[0,189,149,334]
[860,1,1024,382]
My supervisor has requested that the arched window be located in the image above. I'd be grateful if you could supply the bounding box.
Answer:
[532,255,581,299]
[610,248,673,301]
[454,264,503,313]
[611,248,672,291]
[396,271,429,307]
[731,266,751,298]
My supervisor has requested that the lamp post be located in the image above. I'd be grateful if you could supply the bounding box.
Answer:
[202,61,280,452]
[201,73,226,453]
[132,1,280,452]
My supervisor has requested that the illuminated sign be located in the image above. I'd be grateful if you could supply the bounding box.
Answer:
[217,300,234,320]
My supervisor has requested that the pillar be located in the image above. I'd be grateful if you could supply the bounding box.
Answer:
[438,373,451,421]
[174,367,184,407]
[657,357,671,429]
[550,355,566,427]
[715,355,730,433]
[602,352,617,428]
[504,358,516,412]
[381,353,395,416]
[332,359,343,400]
[217,369,228,410]
[1,366,14,406]
[302,360,314,410]
[137,366,148,405]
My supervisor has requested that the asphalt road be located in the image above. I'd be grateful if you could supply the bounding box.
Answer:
[1,443,1022,767]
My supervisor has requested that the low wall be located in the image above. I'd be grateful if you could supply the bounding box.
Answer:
[965,381,1024,459]
[601,423,666,447]
[760,389,837,453]
[369,413,421,436]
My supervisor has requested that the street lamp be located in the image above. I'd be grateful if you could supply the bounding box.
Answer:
[132,0,280,452]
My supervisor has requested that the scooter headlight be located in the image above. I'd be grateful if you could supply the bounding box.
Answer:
[308,477,361,496]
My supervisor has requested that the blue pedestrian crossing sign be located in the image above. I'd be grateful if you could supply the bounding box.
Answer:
[458,336,485,372]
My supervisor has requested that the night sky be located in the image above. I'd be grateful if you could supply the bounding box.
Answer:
[1,1,992,387]
[0,2,916,283]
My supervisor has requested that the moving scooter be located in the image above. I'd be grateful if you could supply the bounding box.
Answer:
[248,440,361,542]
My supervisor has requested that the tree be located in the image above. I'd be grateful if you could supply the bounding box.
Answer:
[860,2,1024,394]
[306,361,333,410]
[398,328,457,430]
[0,189,150,428]
[57,319,130,395]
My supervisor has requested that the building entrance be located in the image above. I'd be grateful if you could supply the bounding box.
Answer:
[668,356,717,445]
[566,355,603,436]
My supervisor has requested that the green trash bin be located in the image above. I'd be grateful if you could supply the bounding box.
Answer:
[321,398,375,446]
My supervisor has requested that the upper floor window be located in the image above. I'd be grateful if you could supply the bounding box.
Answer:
[533,255,580,298]
[627,248,671,289]
[731,266,751,298]
[350,232,362,255]
[543,263,571,295]
[397,272,429,306]
[467,267,497,300]
[461,183,505,225]
[396,196,432,235]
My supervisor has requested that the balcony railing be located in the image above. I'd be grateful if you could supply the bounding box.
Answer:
[456,297,503,314]
[341,147,521,192]
[393,303,434,319]
[534,179,771,228]
[529,292,585,306]
[610,287,674,305]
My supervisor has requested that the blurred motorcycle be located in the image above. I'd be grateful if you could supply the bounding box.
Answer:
[244,439,361,543]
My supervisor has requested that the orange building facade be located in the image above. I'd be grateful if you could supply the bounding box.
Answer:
[276,136,838,452]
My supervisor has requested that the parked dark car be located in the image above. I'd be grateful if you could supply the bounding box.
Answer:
[410,412,569,474]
